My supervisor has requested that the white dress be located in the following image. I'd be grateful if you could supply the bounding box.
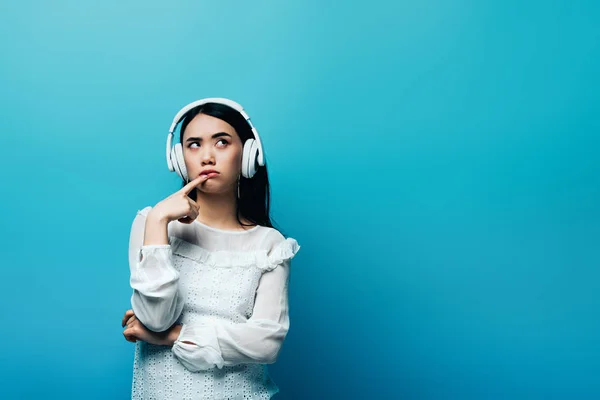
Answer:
[127,206,300,400]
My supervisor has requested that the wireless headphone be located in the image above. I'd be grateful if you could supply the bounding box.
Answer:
[166,98,265,182]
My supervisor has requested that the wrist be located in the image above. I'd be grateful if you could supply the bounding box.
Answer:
[164,324,183,346]
[147,209,170,225]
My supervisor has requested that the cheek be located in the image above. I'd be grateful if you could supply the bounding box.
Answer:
[223,148,243,170]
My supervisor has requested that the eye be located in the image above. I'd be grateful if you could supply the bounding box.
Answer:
[188,142,200,149]
[216,139,229,148]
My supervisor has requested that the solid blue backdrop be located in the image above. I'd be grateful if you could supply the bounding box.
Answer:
[1,1,599,399]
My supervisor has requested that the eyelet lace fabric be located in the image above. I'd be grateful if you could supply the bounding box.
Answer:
[128,207,300,400]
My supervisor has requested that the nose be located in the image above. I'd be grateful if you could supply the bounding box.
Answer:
[200,146,215,166]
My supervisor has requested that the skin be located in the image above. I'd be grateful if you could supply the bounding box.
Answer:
[122,113,256,345]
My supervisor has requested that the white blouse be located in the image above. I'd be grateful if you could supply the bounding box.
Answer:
[127,206,300,399]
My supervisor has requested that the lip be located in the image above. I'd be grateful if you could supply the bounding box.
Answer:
[200,170,220,179]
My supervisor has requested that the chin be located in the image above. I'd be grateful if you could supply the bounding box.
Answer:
[198,183,235,196]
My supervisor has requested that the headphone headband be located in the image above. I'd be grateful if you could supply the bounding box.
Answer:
[166,97,265,171]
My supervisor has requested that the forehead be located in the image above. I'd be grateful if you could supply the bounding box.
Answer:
[182,113,237,139]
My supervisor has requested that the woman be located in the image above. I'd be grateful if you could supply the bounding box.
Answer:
[121,98,300,399]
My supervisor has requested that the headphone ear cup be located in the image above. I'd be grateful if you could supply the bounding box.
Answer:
[169,147,179,176]
[172,143,189,182]
[242,139,259,178]
[241,139,252,178]
[170,146,184,180]
[249,139,259,178]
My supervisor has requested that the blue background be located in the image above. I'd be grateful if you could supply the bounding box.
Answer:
[1,1,599,399]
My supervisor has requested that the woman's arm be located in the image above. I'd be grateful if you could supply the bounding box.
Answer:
[169,257,294,372]
[143,208,170,246]
[128,207,185,332]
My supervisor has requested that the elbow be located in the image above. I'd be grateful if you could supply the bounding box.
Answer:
[262,352,278,365]
[140,317,174,333]
[131,293,182,332]
[262,343,283,364]
[261,326,289,364]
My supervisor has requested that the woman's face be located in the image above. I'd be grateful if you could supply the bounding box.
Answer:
[181,113,243,194]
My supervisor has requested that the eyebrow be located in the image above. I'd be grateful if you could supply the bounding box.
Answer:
[185,132,232,142]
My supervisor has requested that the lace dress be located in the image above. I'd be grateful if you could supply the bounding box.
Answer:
[127,206,300,399]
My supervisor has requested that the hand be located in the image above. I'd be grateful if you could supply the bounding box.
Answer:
[121,309,173,346]
[149,175,210,224]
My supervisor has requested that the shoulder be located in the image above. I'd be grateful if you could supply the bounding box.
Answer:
[256,226,301,267]
[128,206,152,229]
[252,225,287,247]
[136,206,153,217]
[128,206,154,231]
[129,205,153,222]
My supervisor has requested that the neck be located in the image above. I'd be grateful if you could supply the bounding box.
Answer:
[193,188,248,230]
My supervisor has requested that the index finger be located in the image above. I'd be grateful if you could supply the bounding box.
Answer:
[180,174,208,195]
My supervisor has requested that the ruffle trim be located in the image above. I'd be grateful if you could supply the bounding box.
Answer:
[169,236,300,272]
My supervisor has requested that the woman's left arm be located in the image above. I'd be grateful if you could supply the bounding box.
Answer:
[168,257,294,372]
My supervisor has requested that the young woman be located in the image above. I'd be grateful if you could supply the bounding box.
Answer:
[121,98,300,399]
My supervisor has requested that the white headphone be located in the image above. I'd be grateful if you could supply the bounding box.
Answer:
[166,97,265,182]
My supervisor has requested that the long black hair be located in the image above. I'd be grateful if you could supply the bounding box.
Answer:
[178,102,276,229]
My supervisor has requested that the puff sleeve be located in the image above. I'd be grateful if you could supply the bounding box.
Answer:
[171,238,300,371]
[128,207,185,332]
